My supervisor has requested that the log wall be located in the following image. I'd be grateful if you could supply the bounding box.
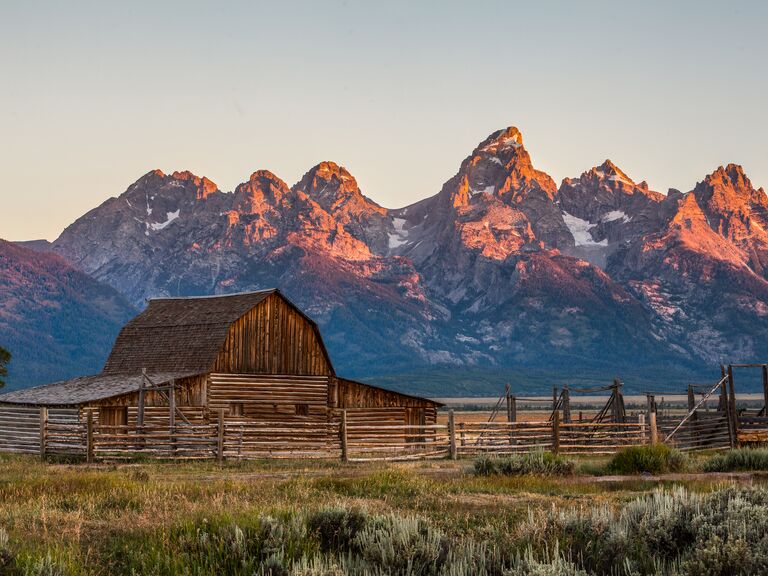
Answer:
[207,373,331,423]
[0,405,80,454]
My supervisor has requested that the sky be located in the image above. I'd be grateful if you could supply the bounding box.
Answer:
[1,0,766,241]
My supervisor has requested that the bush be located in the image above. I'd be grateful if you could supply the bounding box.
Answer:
[607,444,687,475]
[517,486,768,575]
[351,515,451,575]
[102,489,768,575]
[702,448,768,472]
[474,453,575,477]
[0,528,12,571]
[474,455,498,476]
[306,508,367,553]
[504,547,588,576]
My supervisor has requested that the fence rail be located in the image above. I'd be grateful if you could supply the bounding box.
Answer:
[8,407,767,462]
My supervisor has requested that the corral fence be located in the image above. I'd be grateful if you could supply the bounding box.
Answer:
[8,408,666,463]
[7,374,768,462]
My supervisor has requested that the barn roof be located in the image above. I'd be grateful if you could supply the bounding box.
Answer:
[102,289,333,374]
[0,372,198,406]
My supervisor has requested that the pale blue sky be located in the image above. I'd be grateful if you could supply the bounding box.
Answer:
[1,0,766,240]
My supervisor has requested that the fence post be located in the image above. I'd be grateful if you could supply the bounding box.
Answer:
[649,411,658,445]
[138,368,146,427]
[687,384,699,445]
[169,380,176,457]
[727,365,738,445]
[762,365,768,415]
[459,422,466,447]
[86,410,94,463]
[340,410,348,462]
[552,411,560,454]
[217,408,225,464]
[562,386,571,423]
[448,409,457,460]
[719,365,727,411]
[638,413,646,444]
[39,407,48,459]
[510,397,517,423]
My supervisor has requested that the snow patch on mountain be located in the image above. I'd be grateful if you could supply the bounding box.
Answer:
[470,185,495,196]
[602,210,630,223]
[561,211,607,247]
[609,174,632,185]
[388,217,410,249]
[149,210,180,231]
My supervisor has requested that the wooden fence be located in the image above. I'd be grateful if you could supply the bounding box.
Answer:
[11,408,764,462]
[453,418,648,456]
[658,412,731,451]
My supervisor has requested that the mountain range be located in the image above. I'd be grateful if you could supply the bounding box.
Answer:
[3,127,767,395]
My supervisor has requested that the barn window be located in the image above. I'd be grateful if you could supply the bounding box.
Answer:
[99,407,128,432]
[295,404,309,416]
[229,402,244,417]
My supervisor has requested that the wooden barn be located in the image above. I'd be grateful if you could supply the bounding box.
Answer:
[0,290,441,459]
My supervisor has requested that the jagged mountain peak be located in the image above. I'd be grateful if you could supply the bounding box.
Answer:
[122,169,220,202]
[565,159,636,189]
[170,171,219,199]
[294,161,365,207]
[244,169,288,186]
[447,126,557,209]
[697,163,762,201]
[311,160,353,180]
[292,161,387,237]
[126,169,166,189]
[475,126,524,154]
[691,163,768,276]
[240,169,291,194]
[234,170,291,213]
[694,163,766,210]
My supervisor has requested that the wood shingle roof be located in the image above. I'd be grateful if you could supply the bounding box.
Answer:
[102,290,276,374]
[0,372,198,406]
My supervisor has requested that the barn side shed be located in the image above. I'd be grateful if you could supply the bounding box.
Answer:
[0,289,441,458]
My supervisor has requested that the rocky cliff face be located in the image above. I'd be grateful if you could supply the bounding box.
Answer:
[38,127,768,389]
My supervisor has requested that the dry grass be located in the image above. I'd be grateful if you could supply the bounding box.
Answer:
[0,452,764,574]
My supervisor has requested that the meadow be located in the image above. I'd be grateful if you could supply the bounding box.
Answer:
[1,450,767,575]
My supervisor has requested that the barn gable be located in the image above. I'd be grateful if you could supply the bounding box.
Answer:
[213,293,334,376]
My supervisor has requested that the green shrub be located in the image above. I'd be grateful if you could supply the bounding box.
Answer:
[680,487,768,575]
[702,448,768,472]
[96,488,768,575]
[474,453,575,477]
[351,515,451,575]
[0,528,12,571]
[474,455,498,476]
[517,486,768,575]
[504,547,588,576]
[607,444,687,475]
[306,508,368,553]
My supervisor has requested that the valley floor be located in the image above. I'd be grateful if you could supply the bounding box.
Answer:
[1,454,767,575]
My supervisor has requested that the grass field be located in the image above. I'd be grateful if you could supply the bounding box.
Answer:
[1,450,768,575]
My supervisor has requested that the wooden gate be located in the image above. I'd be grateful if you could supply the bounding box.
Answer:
[658,376,732,451]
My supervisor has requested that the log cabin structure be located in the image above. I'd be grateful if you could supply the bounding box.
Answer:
[0,290,441,458]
